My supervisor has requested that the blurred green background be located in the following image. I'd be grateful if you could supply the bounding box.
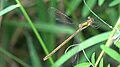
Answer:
[0,0,120,67]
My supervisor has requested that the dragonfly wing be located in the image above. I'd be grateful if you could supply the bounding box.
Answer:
[90,20,100,29]
[70,33,81,65]
[48,7,73,24]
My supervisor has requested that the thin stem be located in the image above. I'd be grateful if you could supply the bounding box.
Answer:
[95,17,120,67]
[15,0,54,65]
[83,0,113,29]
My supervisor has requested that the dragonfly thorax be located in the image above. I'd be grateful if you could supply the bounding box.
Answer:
[79,17,94,30]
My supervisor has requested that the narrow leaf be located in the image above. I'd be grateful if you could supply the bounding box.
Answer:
[25,32,42,67]
[114,42,120,48]
[91,52,95,65]
[99,58,103,67]
[74,62,90,67]
[107,64,110,67]
[0,4,19,16]
[98,0,105,6]
[0,47,30,67]
[66,0,82,15]
[109,0,120,7]
[54,32,111,67]
[101,45,120,63]
[82,0,97,17]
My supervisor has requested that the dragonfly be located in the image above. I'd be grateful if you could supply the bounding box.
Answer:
[43,7,94,61]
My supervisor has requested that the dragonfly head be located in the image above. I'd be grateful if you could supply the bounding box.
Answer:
[88,16,94,23]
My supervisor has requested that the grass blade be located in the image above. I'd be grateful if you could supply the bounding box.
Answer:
[107,64,110,67]
[0,4,19,16]
[3,21,75,34]
[15,0,54,64]
[109,0,120,7]
[98,0,105,6]
[101,45,120,63]
[25,32,42,67]
[66,0,82,15]
[91,52,95,65]
[99,58,103,67]
[0,47,31,67]
[82,0,97,17]
[54,31,111,67]
[74,62,90,67]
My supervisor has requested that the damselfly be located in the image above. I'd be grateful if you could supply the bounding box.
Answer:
[43,7,94,61]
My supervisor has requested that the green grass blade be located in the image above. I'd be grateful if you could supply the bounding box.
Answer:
[15,0,54,64]
[66,0,82,15]
[101,45,120,63]
[107,64,110,67]
[54,31,111,67]
[99,58,103,67]
[36,0,47,22]
[91,52,95,65]
[114,42,120,48]
[82,0,97,17]
[0,47,31,67]
[98,0,105,6]
[0,4,19,16]
[3,21,75,34]
[25,32,42,67]
[118,64,120,67]
[74,62,90,67]
[109,0,120,7]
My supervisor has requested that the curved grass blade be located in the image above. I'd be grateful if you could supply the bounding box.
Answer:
[53,31,111,67]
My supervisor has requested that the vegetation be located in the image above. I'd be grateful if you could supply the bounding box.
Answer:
[0,0,120,67]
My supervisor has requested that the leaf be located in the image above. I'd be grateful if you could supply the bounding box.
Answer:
[114,42,120,48]
[99,58,103,67]
[66,0,82,15]
[74,62,90,67]
[82,0,97,17]
[0,47,30,67]
[109,0,120,7]
[106,8,118,26]
[91,52,95,65]
[54,31,111,67]
[107,64,110,67]
[0,4,19,16]
[25,32,42,67]
[101,45,120,63]
[3,21,75,34]
[118,64,120,67]
[98,0,105,6]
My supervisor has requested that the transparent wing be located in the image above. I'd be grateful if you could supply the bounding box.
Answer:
[72,33,81,65]
[48,7,74,24]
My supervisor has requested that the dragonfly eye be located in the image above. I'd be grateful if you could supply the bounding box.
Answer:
[79,24,82,28]
[88,16,94,22]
